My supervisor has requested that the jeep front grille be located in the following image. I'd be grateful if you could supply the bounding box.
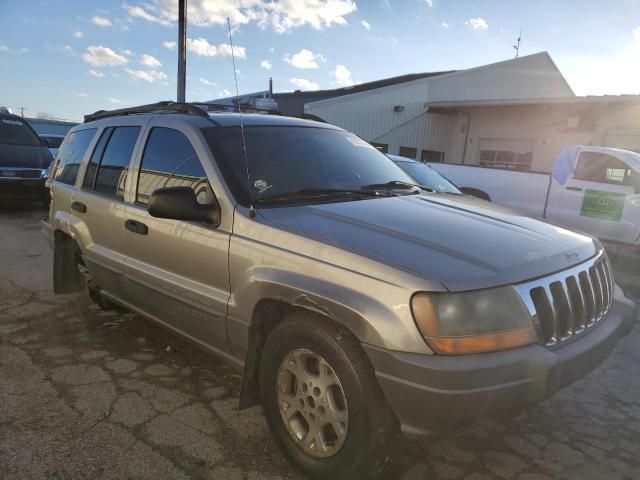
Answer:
[515,251,614,348]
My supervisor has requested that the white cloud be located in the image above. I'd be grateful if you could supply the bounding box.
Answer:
[634,26,640,41]
[0,44,8,52]
[162,41,177,50]
[91,16,112,27]
[284,49,325,69]
[465,17,488,31]
[82,45,128,67]
[200,77,216,86]
[87,69,106,78]
[219,89,231,97]
[74,31,84,38]
[332,65,354,86]
[440,21,449,28]
[361,20,370,30]
[140,53,162,68]
[125,68,168,82]
[186,37,246,58]
[121,49,133,56]
[425,0,433,6]
[260,59,272,70]
[109,97,122,104]
[124,4,171,25]
[123,0,357,33]
[74,92,88,97]
[290,77,320,91]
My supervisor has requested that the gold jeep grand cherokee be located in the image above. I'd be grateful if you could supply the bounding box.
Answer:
[43,102,636,480]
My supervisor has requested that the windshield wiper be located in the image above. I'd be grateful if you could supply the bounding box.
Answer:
[361,180,434,192]
[255,187,381,204]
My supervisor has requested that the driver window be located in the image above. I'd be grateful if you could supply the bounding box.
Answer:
[574,152,630,184]
[136,127,214,206]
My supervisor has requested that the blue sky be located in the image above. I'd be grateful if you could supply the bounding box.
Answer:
[1,0,639,122]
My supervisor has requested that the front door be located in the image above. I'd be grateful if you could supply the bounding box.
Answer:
[122,126,231,354]
[547,150,640,244]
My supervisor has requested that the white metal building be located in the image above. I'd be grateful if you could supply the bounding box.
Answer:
[304,52,640,172]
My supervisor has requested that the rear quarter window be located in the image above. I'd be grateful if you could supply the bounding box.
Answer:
[52,128,97,185]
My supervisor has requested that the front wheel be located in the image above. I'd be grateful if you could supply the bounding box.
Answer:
[259,311,396,480]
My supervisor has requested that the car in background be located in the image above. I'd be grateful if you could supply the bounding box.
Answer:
[39,134,66,158]
[0,111,53,205]
[387,154,462,194]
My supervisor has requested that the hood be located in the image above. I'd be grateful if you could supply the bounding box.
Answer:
[258,193,598,292]
[0,143,53,169]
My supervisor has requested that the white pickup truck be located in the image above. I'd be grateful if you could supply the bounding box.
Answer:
[430,146,640,250]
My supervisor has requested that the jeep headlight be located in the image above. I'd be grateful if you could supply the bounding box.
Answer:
[411,286,537,355]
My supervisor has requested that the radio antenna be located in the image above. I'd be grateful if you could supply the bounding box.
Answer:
[227,17,254,217]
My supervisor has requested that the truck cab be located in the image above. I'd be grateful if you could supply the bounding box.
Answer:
[547,146,640,246]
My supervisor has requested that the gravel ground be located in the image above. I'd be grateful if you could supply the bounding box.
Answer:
[1,206,639,480]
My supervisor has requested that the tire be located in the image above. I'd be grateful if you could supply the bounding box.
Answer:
[259,311,396,480]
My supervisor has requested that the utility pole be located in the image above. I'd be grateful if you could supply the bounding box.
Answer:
[513,28,522,58]
[177,0,187,103]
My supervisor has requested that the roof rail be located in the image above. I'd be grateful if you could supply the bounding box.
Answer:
[83,101,210,123]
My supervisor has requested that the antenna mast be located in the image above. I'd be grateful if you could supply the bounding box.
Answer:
[513,28,522,58]
[227,17,255,218]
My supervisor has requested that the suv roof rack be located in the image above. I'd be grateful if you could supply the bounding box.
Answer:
[83,101,210,123]
[191,102,282,115]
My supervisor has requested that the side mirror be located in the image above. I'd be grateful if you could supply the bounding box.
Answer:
[148,186,220,225]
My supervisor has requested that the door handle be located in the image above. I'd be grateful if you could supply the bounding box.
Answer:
[125,219,148,235]
[565,186,583,192]
[71,201,87,213]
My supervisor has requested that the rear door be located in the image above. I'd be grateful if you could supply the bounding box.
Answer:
[73,124,143,298]
[547,150,639,244]
[122,124,231,354]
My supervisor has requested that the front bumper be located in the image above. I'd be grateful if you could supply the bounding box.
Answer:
[0,177,48,200]
[364,289,636,438]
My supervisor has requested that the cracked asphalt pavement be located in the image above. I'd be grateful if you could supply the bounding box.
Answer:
[1,207,640,480]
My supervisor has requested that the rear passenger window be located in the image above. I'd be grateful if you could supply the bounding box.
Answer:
[92,126,140,199]
[136,127,212,206]
[52,128,97,185]
[83,127,112,189]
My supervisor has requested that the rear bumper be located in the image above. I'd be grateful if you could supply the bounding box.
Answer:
[364,290,636,438]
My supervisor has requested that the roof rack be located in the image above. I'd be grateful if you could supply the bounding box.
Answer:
[191,102,282,115]
[83,101,210,123]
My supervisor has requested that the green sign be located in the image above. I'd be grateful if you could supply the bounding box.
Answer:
[580,189,626,222]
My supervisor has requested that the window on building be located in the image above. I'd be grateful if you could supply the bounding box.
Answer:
[421,149,444,163]
[398,146,418,159]
[92,126,140,198]
[136,127,212,206]
[574,152,632,184]
[370,142,388,153]
[52,128,97,185]
[479,149,533,171]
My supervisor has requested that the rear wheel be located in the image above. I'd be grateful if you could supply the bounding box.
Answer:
[259,311,396,479]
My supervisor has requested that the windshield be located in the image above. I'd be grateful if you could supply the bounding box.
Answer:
[394,161,461,194]
[202,126,416,206]
[0,117,43,147]
[41,136,64,148]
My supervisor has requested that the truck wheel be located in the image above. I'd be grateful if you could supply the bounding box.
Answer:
[53,234,84,294]
[259,311,396,480]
